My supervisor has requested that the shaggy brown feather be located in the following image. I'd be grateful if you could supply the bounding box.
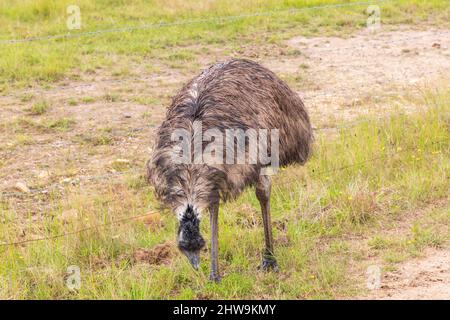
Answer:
[147,59,313,212]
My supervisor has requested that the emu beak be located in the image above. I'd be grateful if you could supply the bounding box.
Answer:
[183,250,200,270]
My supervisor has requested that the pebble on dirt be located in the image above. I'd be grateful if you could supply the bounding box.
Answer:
[13,181,30,193]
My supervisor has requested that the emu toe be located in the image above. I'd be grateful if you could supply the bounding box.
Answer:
[209,273,221,283]
[259,256,279,272]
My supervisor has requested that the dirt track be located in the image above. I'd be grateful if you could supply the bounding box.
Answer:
[280,26,450,123]
[366,249,450,300]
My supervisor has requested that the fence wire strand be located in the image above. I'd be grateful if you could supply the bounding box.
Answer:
[0,0,390,45]
[0,137,447,249]
[0,212,155,249]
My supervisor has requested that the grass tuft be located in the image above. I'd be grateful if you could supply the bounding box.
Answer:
[28,100,50,115]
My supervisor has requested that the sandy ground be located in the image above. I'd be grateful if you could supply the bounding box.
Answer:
[366,249,450,300]
[1,25,449,299]
[279,26,450,122]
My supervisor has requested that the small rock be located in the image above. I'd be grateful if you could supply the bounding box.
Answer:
[61,178,72,184]
[13,182,30,193]
[432,43,441,49]
[38,170,50,180]
[61,209,78,222]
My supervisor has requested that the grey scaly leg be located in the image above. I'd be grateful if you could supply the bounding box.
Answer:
[209,201,221,282]
[256,174,279,272]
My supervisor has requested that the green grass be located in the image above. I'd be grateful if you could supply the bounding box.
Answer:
[1,116,76,136]
[0,0,449,90]
[74,128,114,147]
[28,100,50,115]
[0,92,448,299]
[368,205,448,264]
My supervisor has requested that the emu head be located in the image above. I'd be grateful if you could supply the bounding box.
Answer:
[147,149,224,269]
[176,204,205,269]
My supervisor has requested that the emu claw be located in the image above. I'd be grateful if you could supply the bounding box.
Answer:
[209,273,221,283]
[258,257,279,272]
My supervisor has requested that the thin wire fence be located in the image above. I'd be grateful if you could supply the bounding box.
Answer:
[0,137,447,249]
[0,0,390,45]
[0,212,154,249]
[275,139,448,187]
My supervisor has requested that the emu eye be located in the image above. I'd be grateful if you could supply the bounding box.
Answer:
[170,186,184,196]
[168,186,184,197]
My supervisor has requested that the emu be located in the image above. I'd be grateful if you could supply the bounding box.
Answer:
[147,59,313,281]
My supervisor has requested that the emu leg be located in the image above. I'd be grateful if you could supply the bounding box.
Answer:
[209,201,221,282]
[256,175,279,272]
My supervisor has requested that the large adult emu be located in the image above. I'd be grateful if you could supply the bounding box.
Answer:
[147,59,313,281]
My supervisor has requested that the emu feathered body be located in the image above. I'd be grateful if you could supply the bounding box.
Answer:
[148,59,313,213]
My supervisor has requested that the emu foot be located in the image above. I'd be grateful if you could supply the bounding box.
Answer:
[209,273,221,283]
[258,253,279,272]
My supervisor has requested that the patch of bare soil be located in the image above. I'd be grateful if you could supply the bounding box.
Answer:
[277,26,450,123]
[366,249,450,300]
[133,242,175,265]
